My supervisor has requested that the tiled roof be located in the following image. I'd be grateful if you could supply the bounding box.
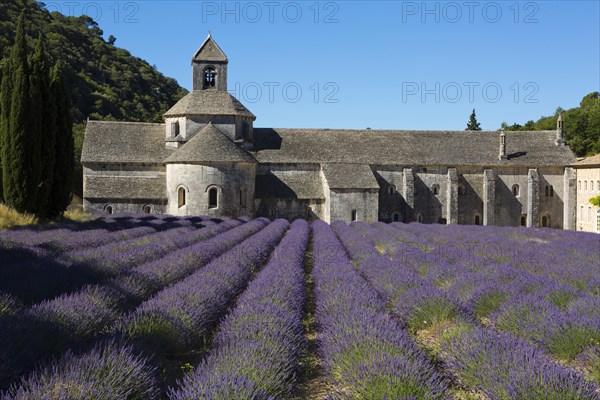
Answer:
[84,176,166,200]
[575,154,600,167]
[322,164,379,189]
[251,128,576,167]
[192,34,228,62]
[164,123,256,164]
[255,171,324,199]
[81,121,173,164]
[163,90,255,118]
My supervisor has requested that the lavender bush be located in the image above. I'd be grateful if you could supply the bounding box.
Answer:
[1,341,160,400]
[121,219,290,355]
[444,328,599,399]
[170,219,309,399]
[0,218,269,389]
[312,221,448,399]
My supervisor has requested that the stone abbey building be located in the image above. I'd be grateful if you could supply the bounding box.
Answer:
[82,35,578,228]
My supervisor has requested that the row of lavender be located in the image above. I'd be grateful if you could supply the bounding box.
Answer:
[0,214,227,306]
[170,219,309,399]
[334,220,600,398]
[2,218,315,399]
[386,221,600,385]
[312,221,448,398]
[0,217,272,391]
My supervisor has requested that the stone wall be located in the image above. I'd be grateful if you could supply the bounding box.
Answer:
[374,167,406,222]
[458,168,485,225]
[329,189,379,223]
[166,162,255,218]
[83,199,166,214]
[413,167,449,224]
[82,163,166,214]
[576,165,600,232]
[254,198,324,221]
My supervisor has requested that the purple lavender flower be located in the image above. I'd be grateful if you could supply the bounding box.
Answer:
[2,340,160,400]
[170,220,309,398]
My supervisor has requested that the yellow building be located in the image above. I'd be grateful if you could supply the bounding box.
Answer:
[575,154,600,233]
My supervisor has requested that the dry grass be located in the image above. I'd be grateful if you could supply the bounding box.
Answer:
[0,204,38,230]
[64,208,92,222]
[0,204,92,230]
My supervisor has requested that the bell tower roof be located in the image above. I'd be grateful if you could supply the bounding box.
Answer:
[192,33,228,63]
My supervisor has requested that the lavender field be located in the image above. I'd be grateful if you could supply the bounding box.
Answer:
[0,214,599,399]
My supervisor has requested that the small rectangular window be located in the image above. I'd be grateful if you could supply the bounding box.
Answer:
[351,210,357,221]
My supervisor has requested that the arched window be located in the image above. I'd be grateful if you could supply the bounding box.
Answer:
[432,184,440,196]
[545,185,549,197]
[512,184,520,196]
[592,181,595,191]
[208,187,218,209]
[104,205,113,214]
[578,181,581,190]
[269,209,275,219]
[392,212,400,222]
[474,215,480,225]
[351,210,357,222]
[550,185,554,197]
[417,213,423,223]
[585,181,588,191]
[306,207,312,219]
[588,207,592,222]
[203,66,216,89]
[597,181,600,192]
[541,215,550,227]
[239,187,247,208]
[178,187,186,208]
[143,205,152,214]
[389,185,396,195]
[520,215,527,226]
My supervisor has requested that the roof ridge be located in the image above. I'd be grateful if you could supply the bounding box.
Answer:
[258,127,554,134]
[87,120,165,126]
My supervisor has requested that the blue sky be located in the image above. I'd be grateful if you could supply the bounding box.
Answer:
[46,0,599,130]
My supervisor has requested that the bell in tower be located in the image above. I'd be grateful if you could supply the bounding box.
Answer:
[192,33,228,91]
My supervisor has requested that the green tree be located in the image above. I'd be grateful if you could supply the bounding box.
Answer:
[1,12,39,213]
[498,92,599,156]
[48,65,74,217]
[465,109,482,131]
[0,58,10,203]
[30,35,56,217]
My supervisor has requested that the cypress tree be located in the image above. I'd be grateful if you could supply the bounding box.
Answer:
[2,12,39,213]
[48,65,74,217]
[0,58,11,204]
[30,35,55,217]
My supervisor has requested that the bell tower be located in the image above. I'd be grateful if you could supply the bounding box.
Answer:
[192,33,228,91]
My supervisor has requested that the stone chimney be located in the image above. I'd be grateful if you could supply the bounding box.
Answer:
[555,113,565,146]
[499,131,508,160]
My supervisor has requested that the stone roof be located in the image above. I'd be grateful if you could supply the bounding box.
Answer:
[163,91,255,118]
[164,123,256,164]
[251,129,577,167]
[81,121,174,164]
[574,154,600,167]
[255,171,324,199]
[323,164,379,189]
[84,176,166,200]
[192,34,228,63]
